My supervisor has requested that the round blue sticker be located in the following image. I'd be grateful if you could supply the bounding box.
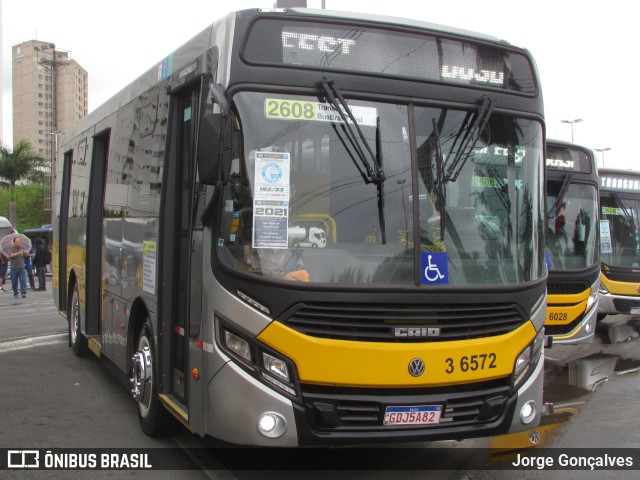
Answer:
[261,162,283,183]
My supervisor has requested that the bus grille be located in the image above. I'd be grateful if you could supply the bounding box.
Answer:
[545,322,579,335]
[613,298,640,313]
[547,283,588,295]
[303,382,511,430]
[280,303,526,342]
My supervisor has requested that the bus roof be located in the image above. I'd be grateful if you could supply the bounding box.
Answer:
[60,23,216,146]
[546,139,593,152]
[287,8,512,46]
[60,8,530,147]
[598,168,640,176]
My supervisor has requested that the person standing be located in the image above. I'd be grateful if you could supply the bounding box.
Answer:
[8,236,28,298]
[25,246,36,290]
[0,250,7,292]
[34,238,47,291]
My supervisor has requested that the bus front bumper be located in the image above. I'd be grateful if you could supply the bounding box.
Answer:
[598,292,640,316]
[204,351,544,446]
[547,302,598,345]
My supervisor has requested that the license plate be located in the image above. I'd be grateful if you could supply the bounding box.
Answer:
[383,405,442,426]
[631,307,640,315]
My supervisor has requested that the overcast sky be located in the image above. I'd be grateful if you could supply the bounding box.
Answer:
[1,0,636,170]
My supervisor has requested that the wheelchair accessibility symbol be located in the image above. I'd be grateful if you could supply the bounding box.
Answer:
[421,252,448,284]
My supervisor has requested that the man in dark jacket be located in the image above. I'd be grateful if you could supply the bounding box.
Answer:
[34,238,47,291]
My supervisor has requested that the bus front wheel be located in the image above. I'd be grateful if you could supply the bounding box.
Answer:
[130,319,169,435]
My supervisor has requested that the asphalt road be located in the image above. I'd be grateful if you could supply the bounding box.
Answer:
[1,289,640,478]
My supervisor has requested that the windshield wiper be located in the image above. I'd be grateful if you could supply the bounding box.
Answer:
[612,193,635,227]
[444,96,495,183]
[319,79,385,184]
[547,173,573,218]
[375,116,387,244]
[432,116,447,241]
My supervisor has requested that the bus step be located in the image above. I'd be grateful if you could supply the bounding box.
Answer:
[159,394,192,431]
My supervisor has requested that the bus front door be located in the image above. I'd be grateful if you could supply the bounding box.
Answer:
[167,83,203,413]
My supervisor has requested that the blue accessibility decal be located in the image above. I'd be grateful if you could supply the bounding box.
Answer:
[421,252,448,284]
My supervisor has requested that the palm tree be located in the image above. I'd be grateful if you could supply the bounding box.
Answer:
[0,140,47,227]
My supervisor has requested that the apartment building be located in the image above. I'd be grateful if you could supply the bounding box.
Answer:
[12,40,88,162]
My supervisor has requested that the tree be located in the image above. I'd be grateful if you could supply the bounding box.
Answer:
[0,140,47,227]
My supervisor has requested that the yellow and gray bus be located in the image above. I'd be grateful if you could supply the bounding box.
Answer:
[544,140,600,344]
[54,7,546,446]
[598,168,640,319]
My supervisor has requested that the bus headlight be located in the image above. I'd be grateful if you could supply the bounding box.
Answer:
[263,353,290,383]
[586,292,598,311]
[224,330,252,362]
[598,283,609,294]
[520,400,537,425]
[261,352,297,396]
[586,281,599,312]
[514,328,544,387]
[258,412,287,438]
[514,348,531,379]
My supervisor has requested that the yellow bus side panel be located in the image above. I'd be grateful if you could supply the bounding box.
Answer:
[257,321,536,388]
[600,273,640,296]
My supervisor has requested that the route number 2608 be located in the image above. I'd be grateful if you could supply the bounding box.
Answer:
[266,99,316,120]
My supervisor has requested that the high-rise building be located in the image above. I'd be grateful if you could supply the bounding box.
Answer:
[0,0,4,143]
[12,40,88,163]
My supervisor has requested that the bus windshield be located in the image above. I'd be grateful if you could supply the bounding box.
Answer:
[216,91,545,286]
[600,194,640,269]
[546,180,598,270]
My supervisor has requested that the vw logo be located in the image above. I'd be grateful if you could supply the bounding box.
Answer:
[408,358,425,377]
[529,430,541,444]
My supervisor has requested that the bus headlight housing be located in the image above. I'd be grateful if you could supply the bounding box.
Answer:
[586,292,598,311]
[586,281,599,312]
[514,328,544,388]
[260,352,297,396]
[217,318,299,400]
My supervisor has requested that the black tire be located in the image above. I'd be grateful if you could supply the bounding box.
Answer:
[131,319,171,436]
[68,282,88,356]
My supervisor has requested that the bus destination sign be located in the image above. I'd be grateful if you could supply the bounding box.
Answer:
[244,18,537,93]
[600,175,640,193]
[546,146,593,173]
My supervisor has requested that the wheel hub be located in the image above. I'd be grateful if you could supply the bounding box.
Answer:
[130,346,152,403]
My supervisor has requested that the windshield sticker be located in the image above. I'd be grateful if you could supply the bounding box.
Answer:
[421,252,448,284]
[265,98,377,127]
[473,176,522,189]
[253,151,290,249]
[142,241,156,294]
[600,220,612,254]
[473,176,498,188]
[602,206,626,216]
